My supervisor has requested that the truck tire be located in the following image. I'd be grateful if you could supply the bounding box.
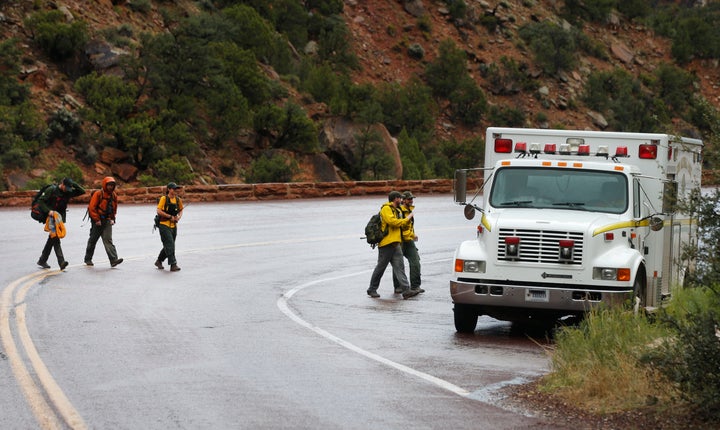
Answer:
[633,266,647,309]
[453,304,478,333]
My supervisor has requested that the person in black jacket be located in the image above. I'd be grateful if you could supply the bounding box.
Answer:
[36,177,86,270]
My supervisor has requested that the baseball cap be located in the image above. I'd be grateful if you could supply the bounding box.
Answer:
[167,182,180,189]
[402,191,415,199]
[388,191,403,201]
[62,178,74,192]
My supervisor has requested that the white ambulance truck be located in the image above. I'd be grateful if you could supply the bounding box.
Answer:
[450,127,703,332]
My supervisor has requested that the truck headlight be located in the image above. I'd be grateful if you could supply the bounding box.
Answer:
[455,259,486,273]
[593,267,631,281]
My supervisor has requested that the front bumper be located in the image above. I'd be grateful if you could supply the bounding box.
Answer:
[450,278,632,312]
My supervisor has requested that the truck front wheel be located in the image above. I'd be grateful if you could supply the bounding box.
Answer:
[633,267,647,309]
[453,304,478,333]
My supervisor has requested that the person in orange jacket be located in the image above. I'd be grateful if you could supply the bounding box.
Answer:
[84,176,123,267]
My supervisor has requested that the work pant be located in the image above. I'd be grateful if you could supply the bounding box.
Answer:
[157,224,178,266]
[84,221,118,263]
[393,240,421,290]
[368,242,409,293]
[39,235,65,265]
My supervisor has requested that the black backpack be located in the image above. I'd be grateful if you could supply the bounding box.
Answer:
[153,195,182,231]
[30,184,54,223]
[364,211,387,249]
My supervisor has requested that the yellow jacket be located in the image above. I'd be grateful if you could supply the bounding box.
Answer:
[378,202,412,247]
[399,204,416,242]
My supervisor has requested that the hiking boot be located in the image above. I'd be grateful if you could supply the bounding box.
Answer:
[367,290,380,298]
[59,261,69,270]
[111,258,123,267]
[411,287,425,293]
[37,260,50,269]
[402,289,420,299]
[154,260,164,270]
[394,287,403,294]
[170,264,181,272]
[84,260,94,266]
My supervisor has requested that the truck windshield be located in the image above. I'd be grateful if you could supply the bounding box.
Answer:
[489,167,628,214]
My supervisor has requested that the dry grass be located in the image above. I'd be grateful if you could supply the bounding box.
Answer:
[540,308,680,414]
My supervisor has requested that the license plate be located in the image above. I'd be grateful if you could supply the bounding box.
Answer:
[526,289,549,302]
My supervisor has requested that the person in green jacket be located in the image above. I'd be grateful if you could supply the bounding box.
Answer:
[367,191,420,299]
[36,177,86,270]
[393,191,424,294]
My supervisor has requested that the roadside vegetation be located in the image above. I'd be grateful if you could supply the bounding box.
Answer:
[1,0,720,189]
[540,187,720,424]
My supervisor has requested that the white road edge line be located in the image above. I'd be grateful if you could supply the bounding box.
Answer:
[276,259,472,398]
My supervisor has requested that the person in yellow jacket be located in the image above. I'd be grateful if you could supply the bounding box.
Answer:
[392,191,424,294]
[367,191,420,299]
[155,182,184,272]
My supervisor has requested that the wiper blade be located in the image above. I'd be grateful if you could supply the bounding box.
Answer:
[499,200,533,206]
[552,202,586,209]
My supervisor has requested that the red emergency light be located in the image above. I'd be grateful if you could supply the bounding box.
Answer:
[544,144,556,154]
[668,147,673,160]
[515,142,528,153]
[495,138,513,153]
[615,146,629,157]
[577,145,590,156]
[559,239,575,262]
[504,236,520,258]
[639,144,658,159]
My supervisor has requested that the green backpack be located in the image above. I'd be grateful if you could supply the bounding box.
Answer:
[364,211,387,249]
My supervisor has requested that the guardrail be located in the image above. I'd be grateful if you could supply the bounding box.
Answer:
[0,179,454,207]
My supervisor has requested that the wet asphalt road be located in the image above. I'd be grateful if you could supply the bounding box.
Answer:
[0,195,568,429]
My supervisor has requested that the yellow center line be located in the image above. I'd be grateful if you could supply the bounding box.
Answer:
[1,270,87,429]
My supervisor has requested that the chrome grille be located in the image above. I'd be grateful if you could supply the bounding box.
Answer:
[498,228,584,264]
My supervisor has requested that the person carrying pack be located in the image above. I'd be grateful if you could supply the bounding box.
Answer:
[392,191,424,294]
[154,182,184,272]
[35,177,86,270]
[83,176,123,267]
[366,191,419,299]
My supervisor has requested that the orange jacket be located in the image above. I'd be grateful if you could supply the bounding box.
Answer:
[88,176,118,222]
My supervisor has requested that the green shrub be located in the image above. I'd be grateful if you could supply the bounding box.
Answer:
[253,103,319,154]
[397,128,430,179]
[583,68,661,132]
[152,156,195,185]
[424,39,468,97]
[52,160,85,185]
[375,77,436,142]
[449,79,487,126]
[25,10,89,61]
[519,21,577,75]
[646,287,720,420]
[247,152,297,183]
[0,39,30,106]
[487,105,526,127]
[128,0,152,13]
[47,108,82,145]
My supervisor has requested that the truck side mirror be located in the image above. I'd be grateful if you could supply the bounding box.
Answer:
[650,216,663,231]
[454,170,467,203]
[464,205,476,220]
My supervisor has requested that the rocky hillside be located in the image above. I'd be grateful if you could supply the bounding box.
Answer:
[1,0,719,189]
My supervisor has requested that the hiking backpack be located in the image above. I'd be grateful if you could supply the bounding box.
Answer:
[364,211,387,248]
[153,195,182,232]
[30,184,54,223]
